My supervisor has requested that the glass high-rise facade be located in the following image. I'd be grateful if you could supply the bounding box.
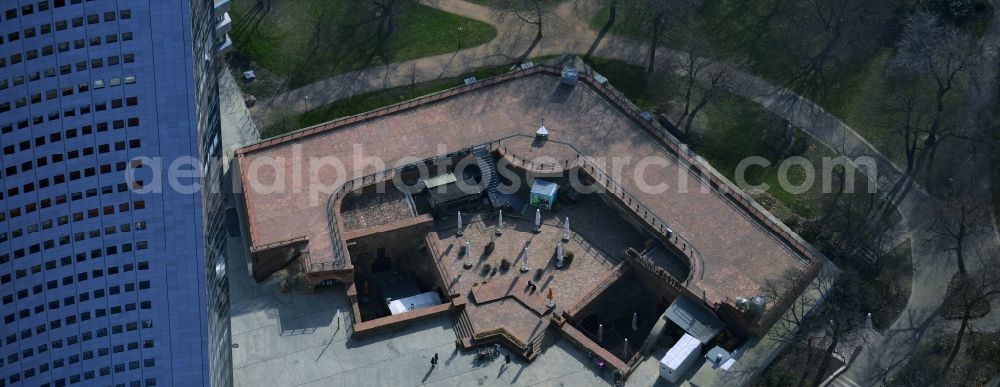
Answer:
[0,0,232,386]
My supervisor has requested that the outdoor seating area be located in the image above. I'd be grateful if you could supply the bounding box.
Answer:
[235,69,826,383]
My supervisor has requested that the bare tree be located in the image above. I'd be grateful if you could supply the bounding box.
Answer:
[644,1,669,73]
[928,198,982,274]
[772,0,892,98]
[614,0,693,73]
[492,0,557,66]
[810,164,890,263]
[584,0,618,60]
[890,10,976,184]
[701,0,786,62]
[405,62,419,96]
[763,266,863,386]
[782,0,868,95]
[941,245,1000,378]
[670,34,732,135]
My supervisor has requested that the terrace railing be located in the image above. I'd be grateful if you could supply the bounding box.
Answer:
[493,143,707,298]
[315,141,503,273]
[292,63,822,311]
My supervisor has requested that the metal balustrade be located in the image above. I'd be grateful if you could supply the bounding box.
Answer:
[244,63,824,313]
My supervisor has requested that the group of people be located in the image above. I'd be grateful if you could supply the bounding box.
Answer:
[526,280,539,293]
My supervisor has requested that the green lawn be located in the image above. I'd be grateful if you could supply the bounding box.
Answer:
[578,57,654,107]
[894,331,1000,385]
[755,343,845,387]
[699,93,822,219]
[263,66,507,139]
[993,81,1000,224]
[871,239,912,329]
[589,1,994,168]
[583,58,863,221]
[230,0,495,94]
[589,3,646,37]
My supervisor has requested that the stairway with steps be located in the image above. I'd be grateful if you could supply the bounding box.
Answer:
[472,146,503,208]
[524,326,560,360]
[451,310,474,343]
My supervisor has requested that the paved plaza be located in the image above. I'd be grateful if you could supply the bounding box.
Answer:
[431,193,662,348]
[226,258,639,387]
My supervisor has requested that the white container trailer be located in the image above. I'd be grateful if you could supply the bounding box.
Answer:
[659,333,702,383]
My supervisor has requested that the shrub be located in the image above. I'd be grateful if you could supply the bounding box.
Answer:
[968,333,1000,361]
[564,251,575,266]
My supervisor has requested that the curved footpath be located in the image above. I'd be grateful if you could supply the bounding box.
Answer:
[241,1,1000,385]
[829,0,1000,385]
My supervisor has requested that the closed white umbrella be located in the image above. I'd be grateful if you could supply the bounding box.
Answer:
[520,246,529,273]
[463,240,473,269]
[556,242,564,268]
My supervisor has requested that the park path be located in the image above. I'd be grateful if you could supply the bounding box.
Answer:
[830,0,1000,385]
[249,0,932,209]
[240,1,999,384]
[248,0,602,128]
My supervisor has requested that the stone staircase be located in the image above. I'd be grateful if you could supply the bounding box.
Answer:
[472,146,503,207]
[451,310,474,343]
[524,326,560,360]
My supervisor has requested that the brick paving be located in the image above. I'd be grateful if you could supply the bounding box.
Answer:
[434,210,629,347]
[418,191,686,354]
[340,188,412,231]
[237,73,811,312]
